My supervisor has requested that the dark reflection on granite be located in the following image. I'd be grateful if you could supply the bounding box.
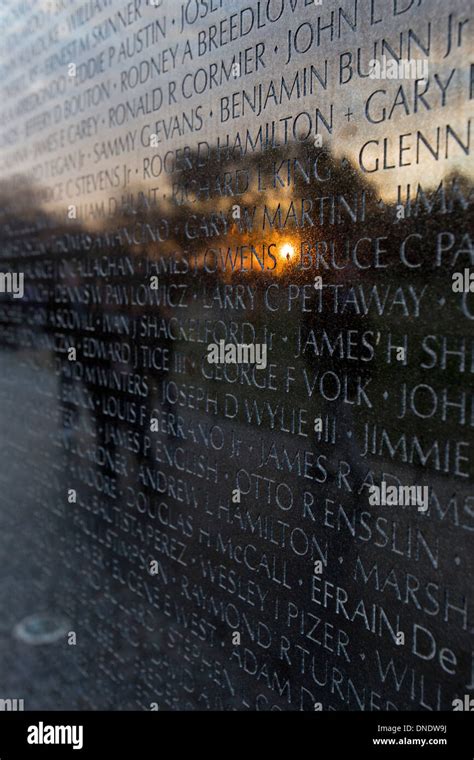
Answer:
[0,0,472,711]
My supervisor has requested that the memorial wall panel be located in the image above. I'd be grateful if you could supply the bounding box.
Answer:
[0,0,472,710]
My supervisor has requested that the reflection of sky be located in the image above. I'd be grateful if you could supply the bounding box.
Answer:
[0,0,471,213]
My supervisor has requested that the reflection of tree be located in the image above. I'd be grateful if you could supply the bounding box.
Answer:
[0,144,471,530]
[0,147,471,513]
[0,141,472,710]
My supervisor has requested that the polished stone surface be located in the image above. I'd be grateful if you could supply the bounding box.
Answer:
[0,0,472,710]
